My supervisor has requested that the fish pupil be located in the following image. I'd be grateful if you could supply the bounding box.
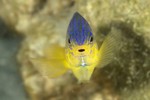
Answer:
[90,37,93,42]
[68,38,71,44]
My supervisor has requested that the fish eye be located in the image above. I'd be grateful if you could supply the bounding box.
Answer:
[90,36,93,43]
[68,38,71,44]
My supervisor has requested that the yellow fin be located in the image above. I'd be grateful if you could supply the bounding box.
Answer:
[31,44,68,78]
[98,27,122,68]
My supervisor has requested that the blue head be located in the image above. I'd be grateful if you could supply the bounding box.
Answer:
[67,12,93,45]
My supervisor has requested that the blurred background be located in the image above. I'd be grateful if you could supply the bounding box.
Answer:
[0,0,150,100]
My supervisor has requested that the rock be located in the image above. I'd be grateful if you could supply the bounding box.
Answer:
[0,0,150,100]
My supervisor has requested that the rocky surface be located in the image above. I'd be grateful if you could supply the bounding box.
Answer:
[0,0,150,100]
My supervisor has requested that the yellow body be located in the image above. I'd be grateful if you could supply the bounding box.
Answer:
[65,43,99,81]
[65,43,99,68]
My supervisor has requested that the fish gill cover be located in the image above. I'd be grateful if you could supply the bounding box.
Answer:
[67,12,92,45]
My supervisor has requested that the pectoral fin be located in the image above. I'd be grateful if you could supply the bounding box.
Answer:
[31,44,68,78]
[98,28,122,68]
[31,58,68,78]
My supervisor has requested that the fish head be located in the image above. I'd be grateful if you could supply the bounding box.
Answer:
[65,12,99,81]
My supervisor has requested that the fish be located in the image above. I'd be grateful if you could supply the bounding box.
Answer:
[31,12,122,82]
